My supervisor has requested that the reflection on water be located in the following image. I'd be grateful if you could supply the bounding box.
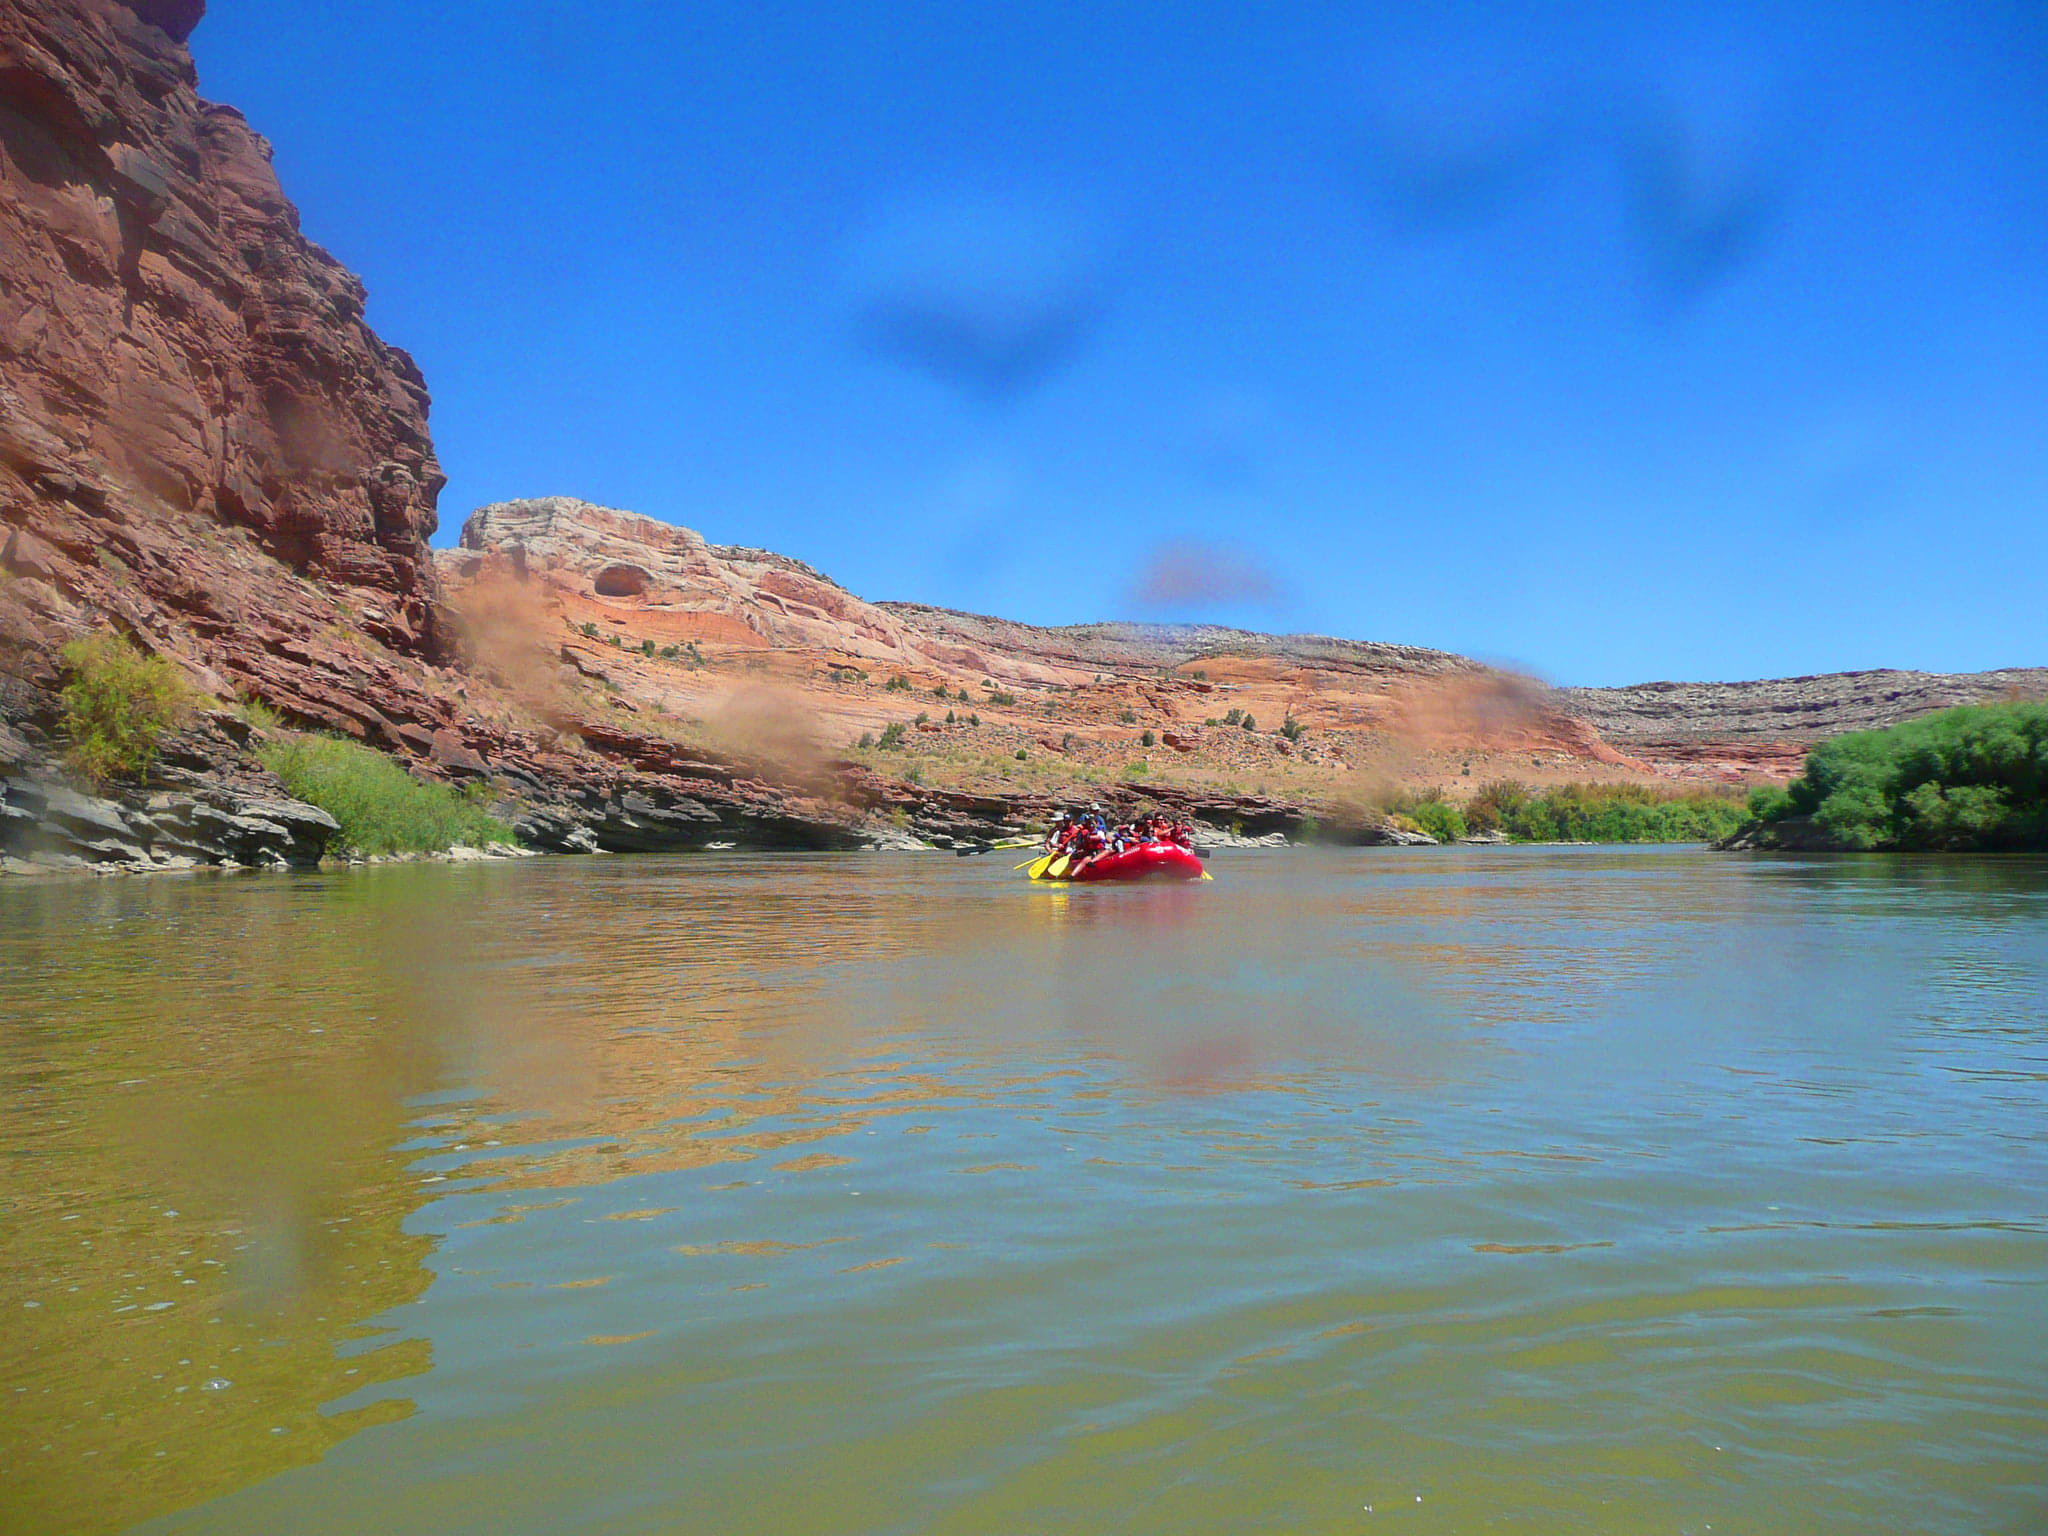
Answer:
[2,850,2045,1535]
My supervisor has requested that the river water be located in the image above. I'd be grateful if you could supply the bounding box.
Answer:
[1,848,2044,1535]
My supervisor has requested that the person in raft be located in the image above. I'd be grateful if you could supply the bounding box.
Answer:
[1042,806,1196,874]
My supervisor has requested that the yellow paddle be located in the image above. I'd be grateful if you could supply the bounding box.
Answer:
[1046,853,1070,879]
[1024,852,1055,879]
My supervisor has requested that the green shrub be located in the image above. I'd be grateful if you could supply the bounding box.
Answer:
[1118,707,1137,724]
[1280,716,1304,741]
[235,695,283,732]
[59,629,196,783]
[640,638,656,656]
[985,688,1018,706]
[1121,761,1149,779]
[579,621,599,638]
[857,731,875,749]
[257,734,515,855]
[1746,784,1793,822]
[1224,707,1244,726]
[933,684,950,700]
[1015,748,1028,760]
[885,674,913,693]
[1241,714,1257,732]
[877,722,907,749]
[1758,702,2048,851]
[1395,793,1465,845]
[1140,729,1156,747]
[1460,779,1747,843]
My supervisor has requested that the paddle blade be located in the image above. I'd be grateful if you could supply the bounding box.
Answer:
[1047,854,1070,879]
[1026,853,1055,880]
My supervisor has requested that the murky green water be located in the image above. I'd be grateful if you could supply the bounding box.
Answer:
[2,849,2044,1535]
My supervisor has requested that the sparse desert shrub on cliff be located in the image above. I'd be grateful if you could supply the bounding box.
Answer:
[1750,702,2048,850]
[257,734,515,855]
[640,638,656,656]
[1280,716,1304,741]
[1224,707,1244,727]
[857,731,875,749]
[59,628,196,783]
[1118,707,1137,724]
[234,696,282,732]
[579,622,599,638]
[1121,761,1149,779]
[877,722,907,749]
[1140,729,1156,747]
[933,684,950,700]
[1240,714,1257,732]
[885,674,913,693]
[966,712,980,726]
[1015,748,1028,761]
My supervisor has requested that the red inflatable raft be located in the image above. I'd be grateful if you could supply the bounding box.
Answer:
[1063,840,1208,882]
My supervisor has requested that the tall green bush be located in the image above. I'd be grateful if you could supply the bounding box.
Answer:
[258,734,515,855]
[59,628,196,783]
[1458,780,1747,844]
[1756,702,2048,850]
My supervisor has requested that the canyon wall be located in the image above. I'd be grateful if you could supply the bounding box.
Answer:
[1,0,447,715]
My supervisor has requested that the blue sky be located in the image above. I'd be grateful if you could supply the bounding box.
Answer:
[192,1,2045,685]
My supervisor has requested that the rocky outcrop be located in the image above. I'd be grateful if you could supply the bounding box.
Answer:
[1,708,339,870]
[453,497,934,665]
[1556,668,2048,778]
[1,0,449,701]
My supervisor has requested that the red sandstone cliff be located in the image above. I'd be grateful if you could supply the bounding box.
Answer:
[1,0,445,714]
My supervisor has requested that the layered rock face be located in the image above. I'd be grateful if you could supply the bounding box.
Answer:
[455,497,933,663]
[1,0,446,711]
[1556,669,2048,777]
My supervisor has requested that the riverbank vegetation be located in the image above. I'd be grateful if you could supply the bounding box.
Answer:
[1389,782,1749,844]
[1737,702,2048,851]
[58,628,195,783]
[256,733,516,855]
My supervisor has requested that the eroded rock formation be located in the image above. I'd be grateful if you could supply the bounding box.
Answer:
[1,0,446,687]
